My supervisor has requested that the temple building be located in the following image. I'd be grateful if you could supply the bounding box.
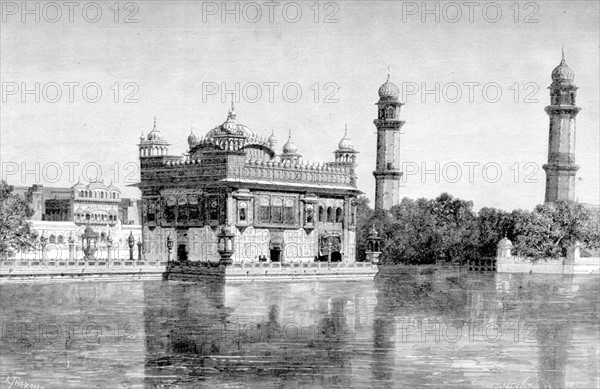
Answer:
[10,181,142,259]
[137,103,363,264]
[543,51,581,203]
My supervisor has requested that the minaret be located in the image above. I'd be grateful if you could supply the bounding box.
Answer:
[373,70,404,211]
[543,50,581,203]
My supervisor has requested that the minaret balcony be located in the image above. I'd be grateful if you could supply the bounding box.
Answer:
[373,170,403,179]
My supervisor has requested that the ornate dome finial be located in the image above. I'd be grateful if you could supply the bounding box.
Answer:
[268,129,277,147]
[188,127,198,147]
[338,124,355,151]
[551,49,575,83]
[228,94,237,120]
[282,129,298,154]
[378,68,400,100]
[147,117,163,141]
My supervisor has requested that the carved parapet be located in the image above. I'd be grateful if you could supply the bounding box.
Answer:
[232,160,355,187]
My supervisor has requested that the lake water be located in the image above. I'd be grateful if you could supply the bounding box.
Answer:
[1,269,598,388]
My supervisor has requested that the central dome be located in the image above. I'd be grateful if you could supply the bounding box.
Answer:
[205,106,257,138]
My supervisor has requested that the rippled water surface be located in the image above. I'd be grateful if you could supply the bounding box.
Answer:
[1,269,598,388]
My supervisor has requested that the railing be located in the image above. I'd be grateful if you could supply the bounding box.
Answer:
[466,257,497,272]
[0,258,167,269]
[230,261,374,270]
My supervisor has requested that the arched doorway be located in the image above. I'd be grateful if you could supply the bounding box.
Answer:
[176,229,189,262]
[269,232,284,262]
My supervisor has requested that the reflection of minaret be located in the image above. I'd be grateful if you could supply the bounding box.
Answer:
[373,68,405,211]
[511,276,574,389]
[543,50,581,203]
[371,276,396,388]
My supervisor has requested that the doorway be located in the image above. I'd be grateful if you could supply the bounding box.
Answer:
[177,244,188,261]
[270,248,281,262]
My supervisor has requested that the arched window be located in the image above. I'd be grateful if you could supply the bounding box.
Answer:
[336,208,343,223]
[49,235,56,244]
[386,106,394,119]
[100,232,106,242]
[86,214,90,221]
[327,207,333,223]
[57,235,64,244]
[319,206,325,223]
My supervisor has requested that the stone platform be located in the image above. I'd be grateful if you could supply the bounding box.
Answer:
[0,259,167,283]
[165,261,379,282]
[0,259,379,283]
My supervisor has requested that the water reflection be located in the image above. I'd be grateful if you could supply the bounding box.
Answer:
[0,270,597,388]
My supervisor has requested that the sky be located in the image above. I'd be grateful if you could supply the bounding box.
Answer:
[1,0,599,211]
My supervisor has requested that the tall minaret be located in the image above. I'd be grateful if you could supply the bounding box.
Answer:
[543,50,581,203]
[373,70,404,210]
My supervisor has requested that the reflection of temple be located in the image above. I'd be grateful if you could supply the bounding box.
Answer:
[142,281,378,387]
[138,101,369,263]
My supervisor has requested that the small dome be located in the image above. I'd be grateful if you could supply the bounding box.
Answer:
[282,131,298,154]
[88,180,107,190]
[147,117,163,141]
[551,52,575,83]
[498,236,513,249]
[268,130,277,145]
[338,125,355,151]
[107,180,120,192]
[72,180,85,190]
[188,128,198,146]
[378,72,400,100]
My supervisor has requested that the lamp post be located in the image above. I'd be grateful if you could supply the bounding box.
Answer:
[166,234,173,263]
[81,226,99,261]
[39,231,48,262]
[137,239,143,262]
[127,232,135,261]
[217,225,235,266]
[365,225,382,264]
[106,232,113,262]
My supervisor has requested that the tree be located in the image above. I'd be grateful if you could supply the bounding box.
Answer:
[0,180,37,258]
[513,201,600,259]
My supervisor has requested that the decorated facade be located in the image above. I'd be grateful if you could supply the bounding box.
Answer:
[138,104,363,264]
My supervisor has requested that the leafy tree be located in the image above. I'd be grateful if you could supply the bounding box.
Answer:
[512,201,599,259]
[0,180,37,258]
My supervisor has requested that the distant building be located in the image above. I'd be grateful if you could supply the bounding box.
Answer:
[543,51,581,203]
[10,181,142,259]
[137,104,363,263]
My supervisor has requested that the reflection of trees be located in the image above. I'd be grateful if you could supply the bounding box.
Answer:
[498,274,592,389]
[371,268,471,387]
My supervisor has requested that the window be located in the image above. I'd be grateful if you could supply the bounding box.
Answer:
[336,207,343,223]
[256,195,297,226]
[305,204,314,224]
[259,197,270,223]
[57,235,64,244]
[271,197,283,223]
[49,235,56,244]
[327,207,333,223]
[319,206,325,222]
[238,202,247,222]
[284,199,295,224]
